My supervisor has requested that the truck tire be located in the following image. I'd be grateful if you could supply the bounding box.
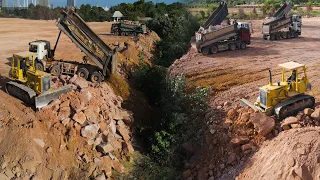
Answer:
[36,63,44,71]
[50,65,61,76]
[121,32,126,36]
[275,33,281,40]
[240,42,246,49]
[201,47,210,55]
[270,34,275,41]
[229,44,236,51]
[77,68,89,79]
[90,71,104,83]
[210,46,218,54]
[294,33,299,38]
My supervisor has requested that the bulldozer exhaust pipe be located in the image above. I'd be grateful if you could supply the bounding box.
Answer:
[269,70,272,85]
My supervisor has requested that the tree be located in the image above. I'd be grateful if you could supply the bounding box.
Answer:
[200,10,205,19]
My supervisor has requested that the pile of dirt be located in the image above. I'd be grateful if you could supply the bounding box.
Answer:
[183,104,320,180]
[237,127,320,180]
[0,75,135,179]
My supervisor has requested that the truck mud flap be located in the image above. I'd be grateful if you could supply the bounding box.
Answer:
[35,85,73,109]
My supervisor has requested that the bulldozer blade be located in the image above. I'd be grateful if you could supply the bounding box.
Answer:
[35,85,73,109]
[240,98,259,111]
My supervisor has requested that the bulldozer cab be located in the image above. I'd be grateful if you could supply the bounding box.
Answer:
[279,61,310,94]
[10,52,37,82]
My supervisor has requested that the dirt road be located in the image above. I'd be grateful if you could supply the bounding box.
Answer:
[170,17,320,108]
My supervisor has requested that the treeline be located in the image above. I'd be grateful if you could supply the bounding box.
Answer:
[0,4,111,21]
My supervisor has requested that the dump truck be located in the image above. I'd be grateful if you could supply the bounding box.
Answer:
[262,3,302,40]
[240,62,314,119]
[111,22,147,36]
[195,2,251,55]
[30,7,117,83]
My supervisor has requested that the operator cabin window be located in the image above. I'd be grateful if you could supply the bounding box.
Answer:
[29,45,37,53]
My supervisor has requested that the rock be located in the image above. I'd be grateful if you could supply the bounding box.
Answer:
[99,156,112,177]
[291,124,302,129]
[103,134,122,151]
[81,124,100,139]
[58,107,71,120]
[73,77,88,89]
[22,160,41,173]
[281,117,299,126]
[116,120,130,142]
[99,122,107,132]
[122,142,134,155]
[0,173,9,180]
[84,106,99,123]
[60,100,70,108]
[304,108,314,116]
[282,125,290,130]
[209,170,214,176]
[182,141,195,154]
[94,136,103,146]
[251,113,275,137]
[69,75,78,84]
[227,108,238,120]
[4,169,14,179]
[223,119,233,129]
[95,173,107,180]
[311,109,320,120]
[208,177,215,180]
[33,138,45,148]
[109,120,116,134]
[183,170,192,178]
[241,143,253,152]
[87,139,94,146]
[293,164,312,180]
[219,163,225,169]
[46,147,53,153]
[287,156,295,167]
[81,89,93,103]
[61,118,70,126]
[70,98,85,113]
[227,153,237,164]
[231,136,250,146]
[73,112,87,125]
[223,101,230,107]
[96,143,114,154]
[111,159,124,173]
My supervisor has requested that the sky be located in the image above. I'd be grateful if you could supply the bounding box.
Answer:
[48,0,178,7]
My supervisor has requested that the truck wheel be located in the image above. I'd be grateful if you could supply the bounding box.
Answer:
[77,68,89,79]
[133,32,137,36]
[270,34,275,41]
[275,33,281,40]
[50,65,61,76]
[229,44,236,51]
[210,46,218,54]
[240,42,246,49]
[121,32,126,36]
[201,47,210,55]
[36,63,44,71]
[90,71,104,83]
[294,33,299,38]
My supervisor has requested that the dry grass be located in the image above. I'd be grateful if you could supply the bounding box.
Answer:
[186,68,267,92]
[108,73,130,100]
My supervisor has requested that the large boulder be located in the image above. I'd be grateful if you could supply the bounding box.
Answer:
[311,109,320,120]
[281,117,299,127]
[251,113,275,137]
[81,124,100,139]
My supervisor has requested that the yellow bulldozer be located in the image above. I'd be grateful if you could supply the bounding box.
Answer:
[6,52,72,109]
[240,61,315,119]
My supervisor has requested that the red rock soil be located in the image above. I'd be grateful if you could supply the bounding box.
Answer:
[170,17,320,180]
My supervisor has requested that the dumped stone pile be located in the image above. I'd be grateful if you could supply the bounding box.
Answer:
[0,75,134,180]
[183,105,320,180]
[43,75,134,178]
